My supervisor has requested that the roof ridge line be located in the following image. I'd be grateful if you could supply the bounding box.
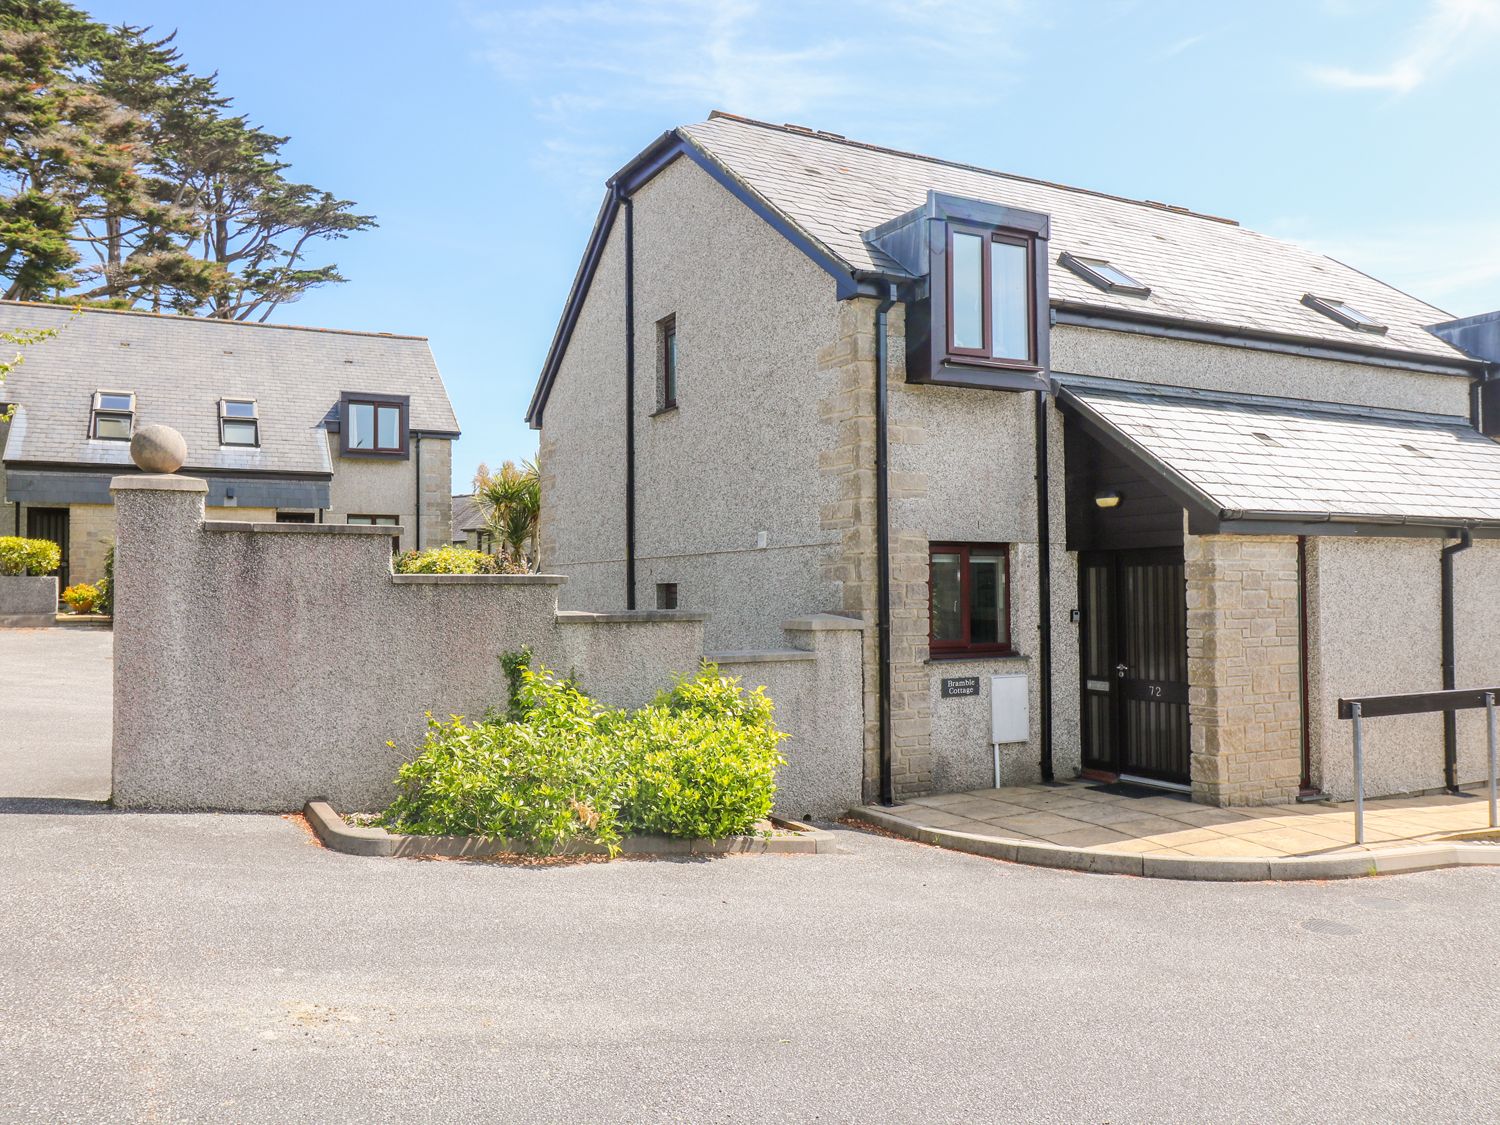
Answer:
[703,110,1241,227]
[0,299,428,341]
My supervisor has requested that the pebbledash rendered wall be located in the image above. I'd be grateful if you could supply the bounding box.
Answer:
[110,474,864,817]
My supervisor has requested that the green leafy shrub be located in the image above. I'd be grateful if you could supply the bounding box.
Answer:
[62,582,99,613]
[382,659,787,854]
[0,536,60,576]
[392,545,525,575]
[95,545,114,617]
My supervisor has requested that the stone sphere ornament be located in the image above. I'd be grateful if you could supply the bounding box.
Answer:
[130,424,188,474]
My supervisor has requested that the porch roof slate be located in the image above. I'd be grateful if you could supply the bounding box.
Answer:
[1056,375,1500,527]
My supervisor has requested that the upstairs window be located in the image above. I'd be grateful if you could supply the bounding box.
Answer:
[220,399,259,446]
[1302,293,1387,335]
[90,390,135,441]
[657,315,678,412]
[929,542,1012,657]
[339,393,409,456]
[947,227,1035,366]
[1059,252,1151,297]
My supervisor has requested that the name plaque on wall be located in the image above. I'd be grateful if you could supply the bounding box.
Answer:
[940,676,980,699]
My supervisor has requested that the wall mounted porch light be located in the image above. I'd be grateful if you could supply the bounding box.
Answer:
[1094,490,1121,509]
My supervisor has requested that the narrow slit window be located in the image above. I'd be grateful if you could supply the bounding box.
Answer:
[1302,293,1387,334]
[658,315,678,410]
[90,390,135,441]
[220,399,259,446]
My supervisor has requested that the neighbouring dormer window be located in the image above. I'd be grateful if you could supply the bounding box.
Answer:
[90,390,135,440]
[220,399,259,446]
[947,227,1034,365]
[1302,293,1387,334]
[339,392,409,457]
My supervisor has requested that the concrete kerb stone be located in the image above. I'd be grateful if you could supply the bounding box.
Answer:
[304,800,839,859]
[847,805,1500,882]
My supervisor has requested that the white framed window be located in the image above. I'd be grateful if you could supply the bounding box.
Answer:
[220,399,259,446]
[90,390,135,441]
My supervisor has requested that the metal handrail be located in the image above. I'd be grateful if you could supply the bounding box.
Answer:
[1341,688,1500,845]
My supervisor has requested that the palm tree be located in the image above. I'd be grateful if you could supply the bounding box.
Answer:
[474,459,540,571]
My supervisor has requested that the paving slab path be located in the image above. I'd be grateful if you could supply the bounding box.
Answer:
[0,626,112,803]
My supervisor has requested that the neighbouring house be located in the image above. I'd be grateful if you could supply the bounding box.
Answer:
[450,493,495,552]
[0,300,459,588]
[528,110,1500,809]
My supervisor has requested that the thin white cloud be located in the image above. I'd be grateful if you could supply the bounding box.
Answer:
[1311,0,1500,94]
[1157,31,1210,59]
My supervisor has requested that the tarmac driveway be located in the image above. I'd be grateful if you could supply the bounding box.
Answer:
[0,626,112,802]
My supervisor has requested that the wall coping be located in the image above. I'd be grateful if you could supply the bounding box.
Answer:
[783,613,866,632]
[707,649,819,665]
[392,573,566,586]
[556,609,709,624]
[111,474,207,493]
[201,520,395,536]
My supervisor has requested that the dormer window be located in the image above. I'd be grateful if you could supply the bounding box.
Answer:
[90,390,134,440]
[220,399,259,446]
[339,391,409,457]
[1060,252,1151,297]
[1302,293,1387,335]
[947,227,1035,365]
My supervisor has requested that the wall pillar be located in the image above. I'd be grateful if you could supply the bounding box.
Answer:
[1185,533,1302,806]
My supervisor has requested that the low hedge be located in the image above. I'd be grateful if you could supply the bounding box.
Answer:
[0,536,60,577]
[392,545,525,575]
[382,656,787,854]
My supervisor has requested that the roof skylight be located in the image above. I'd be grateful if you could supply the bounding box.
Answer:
[1302,293,1387,335]
[1059,252,1150,297]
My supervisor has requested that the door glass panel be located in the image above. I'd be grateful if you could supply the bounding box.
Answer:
[950,233,984,350]
[930,552,963,642]
[969,554,1004,645]
[991,239,1030,361]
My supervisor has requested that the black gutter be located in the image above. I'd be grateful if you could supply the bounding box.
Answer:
[622,186,637,610]
[875,284,897,806]
[1440,529,1473,792]
[1034,388,1054,783]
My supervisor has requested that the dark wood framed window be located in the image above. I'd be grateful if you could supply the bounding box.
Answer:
[220,398,259,446]
[945,226,1037,368]
[347,514,398,526]
[929,542,1012,657]
[657,315,678,412]
[656,582,678,610]
[90,390,135,441]
[339,392,409,457]
[276,511,315,523]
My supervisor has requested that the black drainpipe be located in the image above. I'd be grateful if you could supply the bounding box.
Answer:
[1034,388,1055,783]
[1441,529,1473,792]
[413,433,422,549]
[875,284,897,806]
[621,186,637,610]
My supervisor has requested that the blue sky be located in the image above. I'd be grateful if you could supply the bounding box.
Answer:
[85,0,1500,490]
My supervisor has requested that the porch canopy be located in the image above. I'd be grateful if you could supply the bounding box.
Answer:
[1056,374,1500,537]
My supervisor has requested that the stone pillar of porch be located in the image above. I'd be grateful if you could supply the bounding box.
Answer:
[1185,534,1303,806]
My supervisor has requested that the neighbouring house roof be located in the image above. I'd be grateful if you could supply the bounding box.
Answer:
[451,494,486,538]
[528,111,1485,426]
[0,300,460,477]
[1057,374,1500,530]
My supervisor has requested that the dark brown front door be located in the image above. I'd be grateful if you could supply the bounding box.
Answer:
[25,507,69,591]
[1079,548,1190,784]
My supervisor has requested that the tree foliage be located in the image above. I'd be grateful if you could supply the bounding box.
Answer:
[474,459,541,572]
[0,1,374,319]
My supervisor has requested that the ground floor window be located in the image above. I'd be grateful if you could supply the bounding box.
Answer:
[656,582,678,610]
[929,542,1011,657]
[276,511,315,523]
[347,515,398,526]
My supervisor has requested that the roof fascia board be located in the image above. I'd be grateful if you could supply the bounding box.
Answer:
[525,129,878,429]
[2,458,334,481]
[1053,387,1224,525]
[1202,515,1500,539]
[1052,303,1482,378]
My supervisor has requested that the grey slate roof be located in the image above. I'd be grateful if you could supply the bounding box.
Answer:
[1058,375,1500,526]
[679,113,1472,366]
[451,494,486,538]
[0,301,458,474]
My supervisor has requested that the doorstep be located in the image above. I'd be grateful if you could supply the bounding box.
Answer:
[850,780,1500,881]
